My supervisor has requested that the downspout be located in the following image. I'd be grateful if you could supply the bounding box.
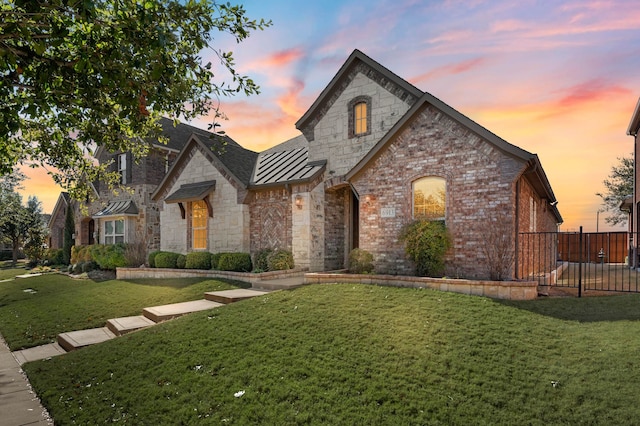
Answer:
[635,133,638,269]
[514,179,520,279]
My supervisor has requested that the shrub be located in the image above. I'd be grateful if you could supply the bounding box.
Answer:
[253,248,273,272]
[218,252,252,272]
[348,248,374,274]
[176,254,186,269]
[89,244,128,270]
[398,219,451,277]
[267,249,294,271]
[71,245,92,264]
[148,250,162,268]
[154,251,180,269]
[124,239,148,267]
[185,252,211,270]
[210,252,224,270]
[44,248,64,265]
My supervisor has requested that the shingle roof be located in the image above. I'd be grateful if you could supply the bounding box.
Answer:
[199,136,258,187]
[155,117,243,152]
[251,147,325,187]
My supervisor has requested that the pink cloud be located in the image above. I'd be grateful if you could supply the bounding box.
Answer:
[252,47,305,69]
[410,57,486,85]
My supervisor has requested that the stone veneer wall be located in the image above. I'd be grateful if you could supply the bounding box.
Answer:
[307,71,414,177]
[158,147,249,253]
[351,104,528,279]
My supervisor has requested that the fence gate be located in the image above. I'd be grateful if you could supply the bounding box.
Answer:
[518,227,640,296]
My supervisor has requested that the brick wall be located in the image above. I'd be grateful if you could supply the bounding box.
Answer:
[351,104,530,279]
[249,187,292,254]
[324,186,348,270]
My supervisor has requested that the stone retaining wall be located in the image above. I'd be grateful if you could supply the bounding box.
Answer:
[304,273,538,300]
[116,267,307,285]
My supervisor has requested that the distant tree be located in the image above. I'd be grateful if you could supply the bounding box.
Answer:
[1,1,271,202]
[0,172,46,265]
[22,197,48,265]
[62,206,75,265]
[597,155,633,226]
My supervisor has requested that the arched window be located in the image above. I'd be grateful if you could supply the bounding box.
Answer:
[412,177,446,221]
[348,96,371,138]
[354,102,367,135]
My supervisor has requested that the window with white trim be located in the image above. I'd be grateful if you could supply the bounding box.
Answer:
[104,219,125,244]
[412,177,446,221]
[117,153,128,184]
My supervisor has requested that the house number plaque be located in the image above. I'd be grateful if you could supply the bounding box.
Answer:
[380,207,396,218]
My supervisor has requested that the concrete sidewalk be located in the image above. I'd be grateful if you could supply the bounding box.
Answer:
[0,335,52,425]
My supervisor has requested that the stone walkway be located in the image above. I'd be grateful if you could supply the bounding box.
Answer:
[0,285,290,425]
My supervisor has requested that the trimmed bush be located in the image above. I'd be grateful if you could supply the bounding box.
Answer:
[44,248,64,265]
[253,248,273,272]
[71,245,92,264]
[210,252,224,270]
[267,249,294,271]
[348,248,374,274]
[154,251,180,269]
[398,219,451,277]
[176,254,186,269]
[148,250,162,268]
[89,244,128,270]
[185,252,212,270]
[218,252,252,272]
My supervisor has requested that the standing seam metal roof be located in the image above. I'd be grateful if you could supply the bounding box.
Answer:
[252,147,325,186]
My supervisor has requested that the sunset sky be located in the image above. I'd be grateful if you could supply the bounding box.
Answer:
[19,0,640,232]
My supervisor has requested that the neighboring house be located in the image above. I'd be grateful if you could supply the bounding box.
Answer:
[151,49,562,279]
[48,118,229,254]
[48,192,72,249]
[625,97,640,268]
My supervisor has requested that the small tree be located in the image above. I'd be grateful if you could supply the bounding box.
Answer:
[398,219,451,277]
[597,154,633,226]
[22,196,48,265]
[478,211,516,281]
[62,206,75,265]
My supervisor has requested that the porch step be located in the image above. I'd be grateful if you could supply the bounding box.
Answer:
[57,327,116,352]
[106,315,157,336]
[204,288,269,304]
[142,299,223,323]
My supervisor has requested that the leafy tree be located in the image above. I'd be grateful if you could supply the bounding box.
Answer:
[22,196,48,265]
[0,172,46,265]
[1,0,270,201]
[596,155,633,226]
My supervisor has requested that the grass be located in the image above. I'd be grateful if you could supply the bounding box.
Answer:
[0,271,249,350]
[21,284,640,425]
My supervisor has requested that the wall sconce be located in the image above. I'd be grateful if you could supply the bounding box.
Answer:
[295,195,303,209]
[71,233,76,240]
[363,194,375,204]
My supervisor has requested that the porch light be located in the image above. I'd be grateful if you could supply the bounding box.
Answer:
[295,195,303,209]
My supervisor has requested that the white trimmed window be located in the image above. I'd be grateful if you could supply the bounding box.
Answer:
[104,219,125,244]
[412,177,446,221]
[117,153,128,184]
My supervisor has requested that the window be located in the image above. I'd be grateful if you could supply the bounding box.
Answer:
[117,153,128,184]
[354,102,367,135]
[192,200,208,250]
[348,96,371,138]
[413,177,446,221]
[104,219,125,244]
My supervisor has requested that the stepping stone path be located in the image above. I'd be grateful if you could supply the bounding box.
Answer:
[13,289,269,365]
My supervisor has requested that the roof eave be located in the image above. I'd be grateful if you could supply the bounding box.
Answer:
[627,97,640,136]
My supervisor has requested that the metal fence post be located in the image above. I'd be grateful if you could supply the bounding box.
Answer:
[578,226,583,298]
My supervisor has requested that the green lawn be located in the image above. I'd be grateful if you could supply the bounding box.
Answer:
[21,284,640,425]
[0,271,249,350]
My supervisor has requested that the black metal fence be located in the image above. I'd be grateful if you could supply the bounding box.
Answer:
[517,228,640,296]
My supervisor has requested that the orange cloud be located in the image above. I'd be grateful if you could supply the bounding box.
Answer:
[247,47,305,71]
[276,78,306,119]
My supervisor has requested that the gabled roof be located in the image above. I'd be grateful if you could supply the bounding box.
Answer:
[295,49,422,133]
[152,134,258,201]
[251,147,326,188]
[345,91,562,223]
[48,192,71,227]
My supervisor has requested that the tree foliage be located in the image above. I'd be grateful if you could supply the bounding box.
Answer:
[596,155,633,226]
[0,172,47,265]
[0,0,270,201]
[62,204,74,265]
